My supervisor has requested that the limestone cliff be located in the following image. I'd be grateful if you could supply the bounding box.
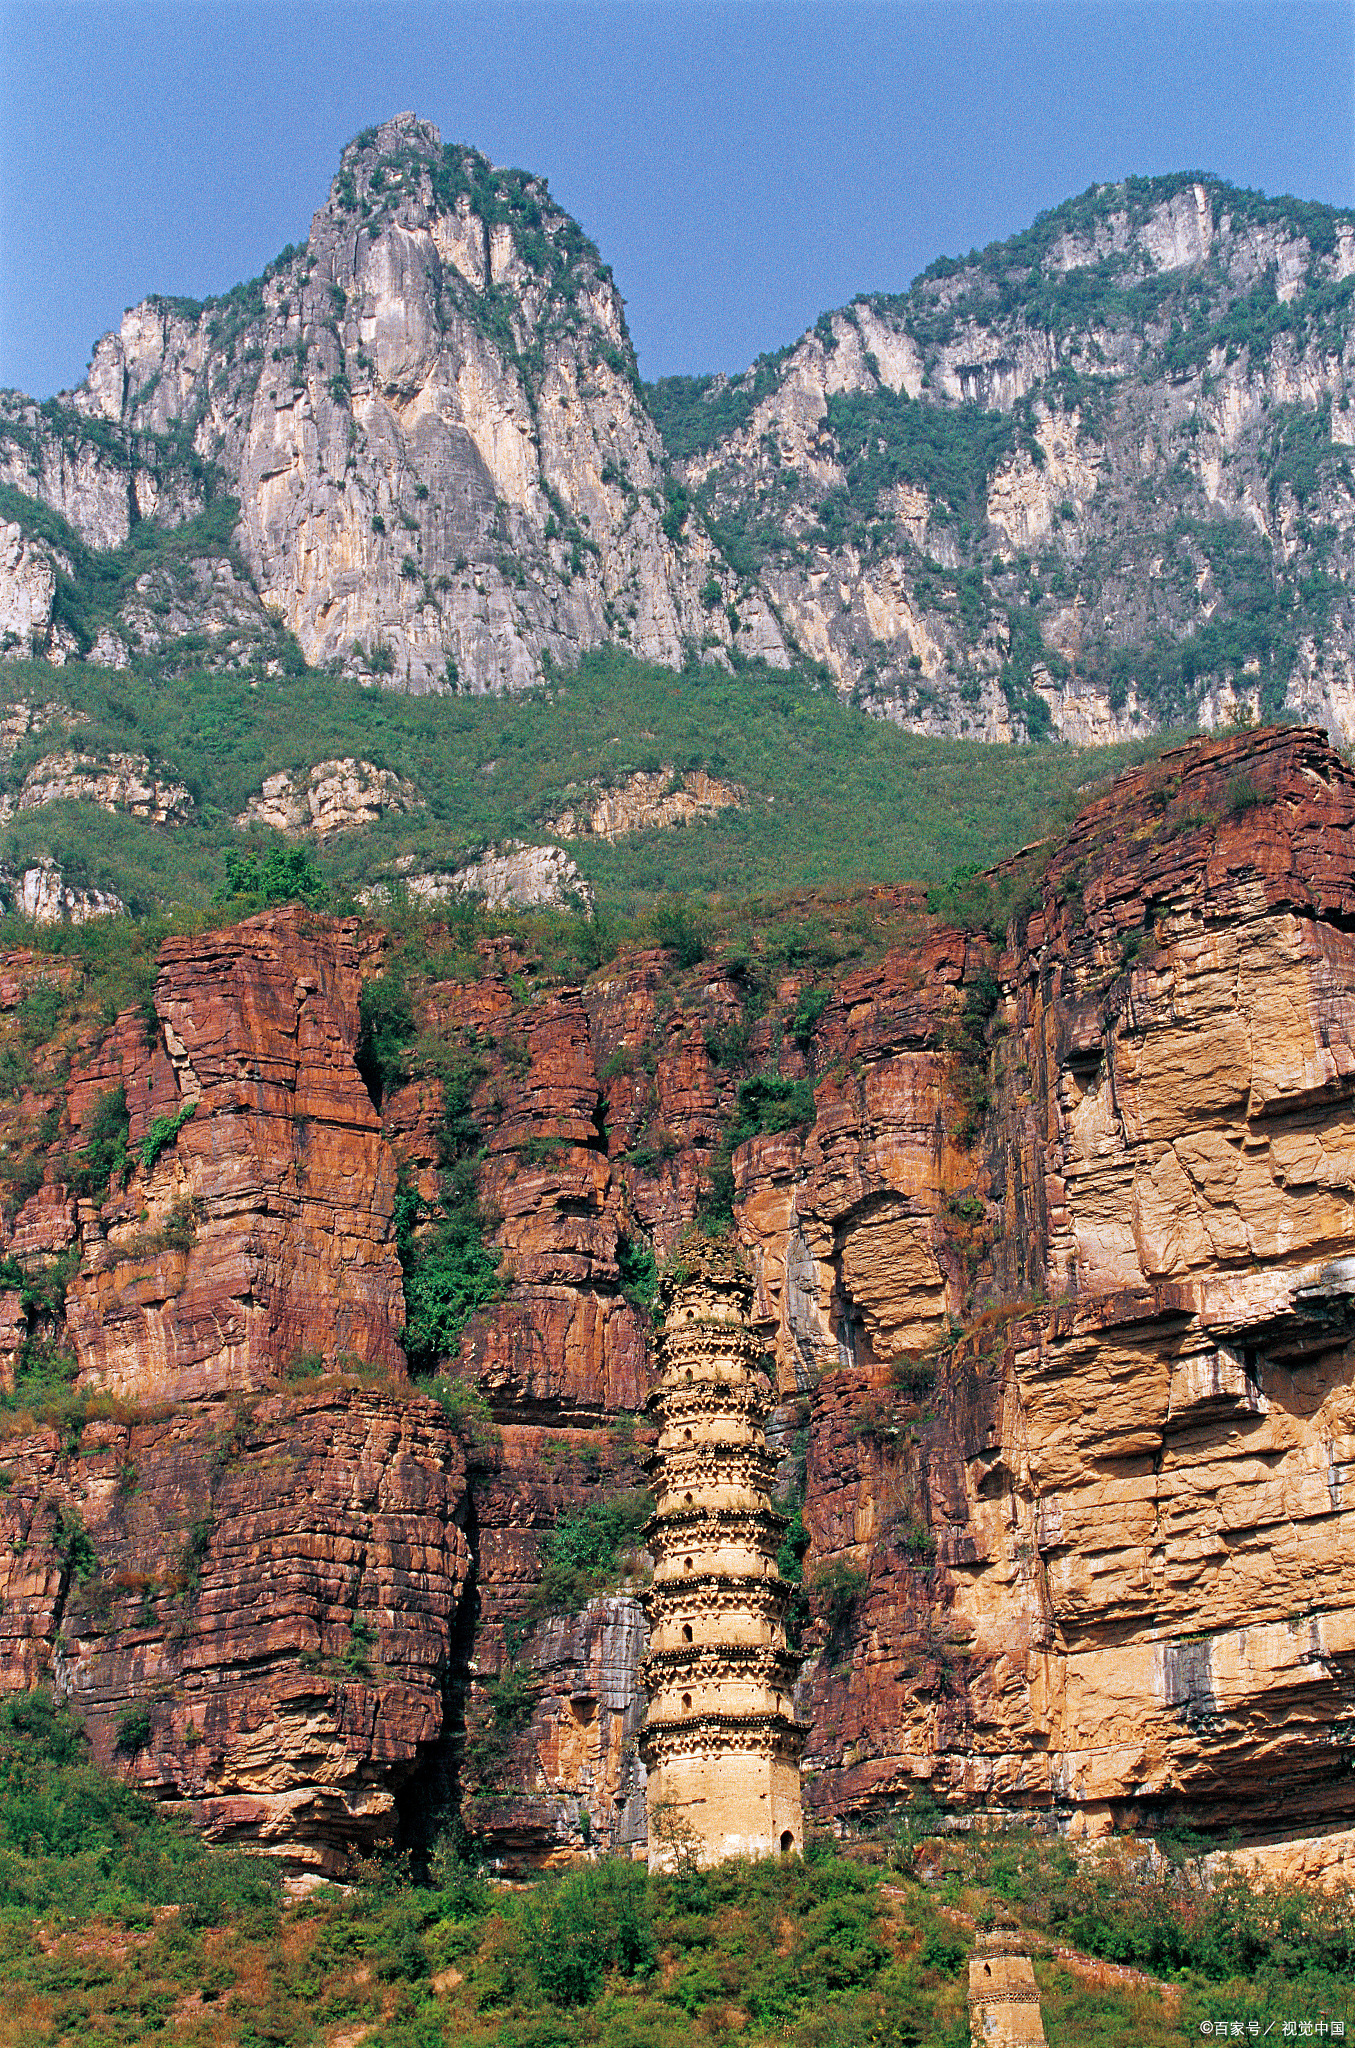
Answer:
[4,727,1355,1872]
[654,179,1355,743]
[1,114,712,692]
[3,147,1351,748]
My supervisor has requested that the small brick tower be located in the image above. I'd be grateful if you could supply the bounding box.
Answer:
[640,1236,803,1868]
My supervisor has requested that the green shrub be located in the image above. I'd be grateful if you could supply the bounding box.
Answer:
[53,1504,97,1582]
[115,1705,153,1754]
[703,1071,818,1224]
[283,1348,326,1382]
[466,1664,539,1779]
[217,843,325,909]
[819,384,1037,533]
[808,1558,868,1638]
[355,969,416,1105]
[394,1063,504,1371]
[344,1615,376,1674]
[520,1859,656,2006]
[776,1500,811,1646]
[428,1373,500,1454]
[616,1230,658,1313]
[140,1098,196,1170]
[790,985,830,1050]
[928,849,1049,941]
[891,1356,938,1398]
[652,898,707,967]
[3,1331,80,1421]
[399,1201,503,1373]
[68,1086,129,1201]
[0,1690,280,1926]
[528,1488,653,1617]
[946,966,1001,1144]
[0,634,1168,926]
[180,1509,214,1593]
[920,1929,966,1973]
[645,351,792,461]
[1226,773,1267,817]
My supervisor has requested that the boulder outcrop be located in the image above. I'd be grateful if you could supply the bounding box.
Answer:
[548,768,744,840]
[0,856,126,924]
[237,758,421,838]
[359,848,595,916]
[12,749,192,825]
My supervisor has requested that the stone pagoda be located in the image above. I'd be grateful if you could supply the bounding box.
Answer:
[640,1235,804,1867]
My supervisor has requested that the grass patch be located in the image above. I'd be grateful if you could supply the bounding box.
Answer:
[527,1488,654,1619]
[394,1055,504,1374]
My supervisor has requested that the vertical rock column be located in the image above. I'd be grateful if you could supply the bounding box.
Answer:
[640,1238,803,1867]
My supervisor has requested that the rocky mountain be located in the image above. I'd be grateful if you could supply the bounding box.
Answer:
[2,127,1352,748]
[0,113,716,692]
[651,176,1355,743]
[4,724,1355,1882]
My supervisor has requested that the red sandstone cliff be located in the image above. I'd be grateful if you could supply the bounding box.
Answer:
[2,727,1355,1872]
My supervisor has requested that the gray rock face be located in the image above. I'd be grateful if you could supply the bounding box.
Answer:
[237,758,421,838]
[0,522,58,657]
[0,856,126,924]
[0,399,135,550]
[118,553,269,659]
[375,841,593,914]
[12,750,192,825]
[2,145,1352,748]
[528,1594,649,1860]
[26,114,712,694]
[669,178,1355,742]
[548,767,744,840]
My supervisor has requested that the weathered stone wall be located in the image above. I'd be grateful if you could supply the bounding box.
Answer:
[0,1388,471,1873]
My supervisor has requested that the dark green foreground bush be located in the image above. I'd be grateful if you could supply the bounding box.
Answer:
[3,1693,1355,2047]
[0,1691,278,1928]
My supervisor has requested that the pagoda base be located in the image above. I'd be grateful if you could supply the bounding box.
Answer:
[646,1744,803,1869]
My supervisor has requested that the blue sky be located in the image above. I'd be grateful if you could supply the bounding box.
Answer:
[1,0,1352,401]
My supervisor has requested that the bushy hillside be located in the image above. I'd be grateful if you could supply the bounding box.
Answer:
[4,1693,1354,2048]
[0,635,1163,922]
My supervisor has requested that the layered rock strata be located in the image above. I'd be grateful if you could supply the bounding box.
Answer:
[0,1387,471,1873]
[0,909,459,1870]
[66,907,407,1401]
[743,725,1355,1848]
[1,726,1355,1872]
